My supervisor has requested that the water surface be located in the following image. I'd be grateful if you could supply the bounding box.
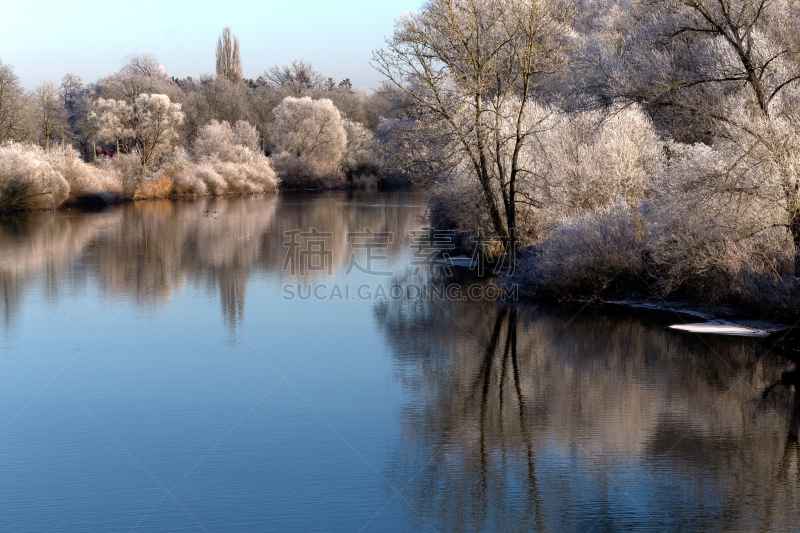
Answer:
[0,192,798,532]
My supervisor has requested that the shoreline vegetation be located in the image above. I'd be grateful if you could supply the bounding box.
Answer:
[0,139,406,214]
[6,0,800,320]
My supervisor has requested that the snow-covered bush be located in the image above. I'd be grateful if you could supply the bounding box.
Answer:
[521,201,647,296]
[0,143,69,210]
[174,120,277,195]
[340,119,378,187]
[428,170,494,235]
[428,104,664,244]
[192,120,237,161]
[98,153,145,197]
[43,144,121,202]
[0,143,126,210]
[342,119,372,165]
[643,138,800,311]
[269,152,322,188]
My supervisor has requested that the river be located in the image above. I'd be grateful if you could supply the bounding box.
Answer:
[0,191,797,532]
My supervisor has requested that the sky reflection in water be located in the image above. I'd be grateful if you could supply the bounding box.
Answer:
[0,191,797,532]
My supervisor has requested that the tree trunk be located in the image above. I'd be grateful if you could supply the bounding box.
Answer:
[476,168,508,239]
[791,211,800,276]
[507,178,516,258]
[475,92,508,240]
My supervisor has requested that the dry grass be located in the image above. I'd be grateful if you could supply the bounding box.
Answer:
[133,176,174,199]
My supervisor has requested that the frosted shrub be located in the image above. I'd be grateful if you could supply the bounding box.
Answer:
[197,162,228,194]
[192,120,236,161]
[99,154,145,197]
[522,201,646,296]
[175,120,277,196]
[210,161,243,192]
[232,120,260,153]
[43,144,122,202]
[0,143,69,210]
[645,139,800,312]
[428,169,494,235]
[236,152,277,191]
[269,152,320,188]
[701,235,798,314]
[340,119,377,187]
[172,155,208,196]
[342,120,372,164]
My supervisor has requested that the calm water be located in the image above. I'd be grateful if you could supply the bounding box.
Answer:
[0,191,798,532]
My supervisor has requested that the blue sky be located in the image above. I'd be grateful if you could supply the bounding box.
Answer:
[1,0,418,89]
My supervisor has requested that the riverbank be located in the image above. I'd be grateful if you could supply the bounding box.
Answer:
[0,142,413,214]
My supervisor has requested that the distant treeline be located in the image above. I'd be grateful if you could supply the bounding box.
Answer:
[0,28,412,210]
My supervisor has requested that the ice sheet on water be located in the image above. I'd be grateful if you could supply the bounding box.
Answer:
[669,322,770,337]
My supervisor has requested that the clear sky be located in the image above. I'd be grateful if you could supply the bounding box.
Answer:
[1,0,419,90]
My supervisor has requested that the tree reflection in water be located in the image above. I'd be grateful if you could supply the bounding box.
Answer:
[0,191,422,333]
[375,289,800,532]
[1,193,798,531]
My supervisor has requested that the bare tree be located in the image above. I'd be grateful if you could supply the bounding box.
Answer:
[0,60,33,143]
[216,27,243,85]
[374,0,573,248]
[35,81,68,151]
[265,60,325,96]
[99,54,177,102]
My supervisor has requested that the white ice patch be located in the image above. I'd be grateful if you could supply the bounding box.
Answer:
[669,322,770,337]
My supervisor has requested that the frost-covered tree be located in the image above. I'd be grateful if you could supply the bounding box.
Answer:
[215,27,243,85]
[342,119,372,165]
[96,94,184,172]
[71,96,101,161]
[94,98,132,157]
[545,104,664,211]
[596,0,800,273]
[375,0,573,246]
[231,120,260,152]
[60,74,92,157]
[247,83,284,154]
[173,119,277,195]
[60,74,85,109]
[178,75,251,139]
[268,96,347,175]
